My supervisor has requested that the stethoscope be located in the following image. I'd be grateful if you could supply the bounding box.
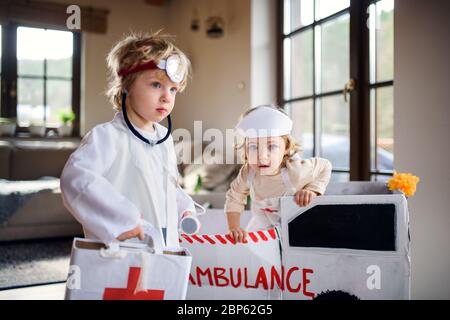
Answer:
[122,91,206,235]
[121,91,172,146]
[121,92,206,235]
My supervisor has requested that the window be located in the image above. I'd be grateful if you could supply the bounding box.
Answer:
[369,0,394,181]
[281,0,394,181]
[0,25,2,106]
[0,23,81,137]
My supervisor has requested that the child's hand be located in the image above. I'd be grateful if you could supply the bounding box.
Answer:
[181,211,193,219]
[294,189,319,207]
[226,211,247,243]
[117,225,145,241]
[228,227,248,243]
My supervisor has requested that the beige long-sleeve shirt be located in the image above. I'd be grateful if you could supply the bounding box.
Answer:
[224,157,332,213]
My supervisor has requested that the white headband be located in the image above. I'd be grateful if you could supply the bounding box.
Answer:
[235,106,293,138]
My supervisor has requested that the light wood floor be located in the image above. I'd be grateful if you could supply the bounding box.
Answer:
[0,283,66,300]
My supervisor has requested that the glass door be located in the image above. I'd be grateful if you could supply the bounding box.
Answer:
[282,0,395,181]
[283,0,351,181]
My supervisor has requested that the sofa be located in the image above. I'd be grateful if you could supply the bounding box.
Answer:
[0,139,83,241]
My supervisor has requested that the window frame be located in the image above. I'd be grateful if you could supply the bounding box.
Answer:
[0,22,81,137]
[278,0,394,181]
[368,0,395,180]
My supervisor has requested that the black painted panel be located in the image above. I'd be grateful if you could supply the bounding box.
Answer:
[288,204,396,251]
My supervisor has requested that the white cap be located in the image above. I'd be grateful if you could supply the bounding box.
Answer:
[235,106,293,138]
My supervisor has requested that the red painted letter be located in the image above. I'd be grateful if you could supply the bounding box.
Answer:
[214,268,229,287]
[303,268,315,298]
[270,266,284,290]
[286,267,301,293]
[196,267,213,288]
[254,267,269,290]
[230,268,242,288]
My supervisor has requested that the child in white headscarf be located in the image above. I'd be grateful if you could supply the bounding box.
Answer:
[225,105,332,242]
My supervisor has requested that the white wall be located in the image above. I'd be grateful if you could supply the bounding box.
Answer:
[167,0,251,135]
[395,0,450,299]
[251,0,278,107]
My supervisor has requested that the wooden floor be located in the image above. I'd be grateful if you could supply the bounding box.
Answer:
[0,283,66,300]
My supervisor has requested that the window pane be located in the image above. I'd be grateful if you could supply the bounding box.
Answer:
[371,174,392,182]
[0,25,2,108]
[17,27,73,77]
[284,0,314,34]
[46,30,73,78]
[376,0,394,82]
[330,172,349,182]
[288,30,313,99]
[290,100,314,158]
[315,0,349,20]
[0,25,2,74]
[318,13,350,93]
[369,3,376,84]
[320,94,350,169]
[371,86,394,171]
[17,78,44,125]
[17,27,45,76]
[46,80,72,126]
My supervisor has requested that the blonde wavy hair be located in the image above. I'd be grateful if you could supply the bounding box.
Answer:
[235,105,302,167]
[106,30,191,111]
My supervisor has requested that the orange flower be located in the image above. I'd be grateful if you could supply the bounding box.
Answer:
[387,171,420,197]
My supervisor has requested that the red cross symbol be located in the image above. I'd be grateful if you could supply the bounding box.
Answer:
[103,267,165,300]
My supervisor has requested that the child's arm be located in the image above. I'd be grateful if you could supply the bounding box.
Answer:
[290,157,332,207]
[294,189,319,207]
[60,126,148,245]
[302,157,332,196]
[224,165,250,242]
[226,212,247,243]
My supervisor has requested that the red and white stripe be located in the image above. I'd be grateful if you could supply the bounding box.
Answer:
[179,229,278,245]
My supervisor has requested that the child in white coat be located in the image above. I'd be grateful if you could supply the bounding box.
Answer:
[225,105,332,242]
[60,32,196,248]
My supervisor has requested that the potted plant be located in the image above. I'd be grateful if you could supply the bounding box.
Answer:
[29,120,47,137]
[58,110,76,137]
[0,118,17,136]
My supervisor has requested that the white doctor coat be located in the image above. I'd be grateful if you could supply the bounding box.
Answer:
[60,112,195,248]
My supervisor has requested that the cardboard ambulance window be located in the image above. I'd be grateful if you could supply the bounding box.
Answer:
[288,204,396,251]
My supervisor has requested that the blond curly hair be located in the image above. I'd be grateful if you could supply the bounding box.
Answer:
[106,30,191,111]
